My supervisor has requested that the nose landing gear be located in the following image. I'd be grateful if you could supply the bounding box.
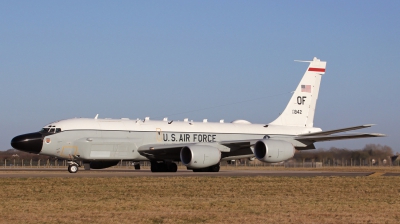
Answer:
[67,161,80,173]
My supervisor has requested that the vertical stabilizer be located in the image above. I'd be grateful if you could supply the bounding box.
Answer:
[269,57,326,127]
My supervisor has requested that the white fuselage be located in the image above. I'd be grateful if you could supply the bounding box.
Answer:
[40,118,321,161]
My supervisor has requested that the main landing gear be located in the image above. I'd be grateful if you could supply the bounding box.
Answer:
[133,162,141,170]
[150,161,178,172]
[192,163,220,172]
[67,161,80,173]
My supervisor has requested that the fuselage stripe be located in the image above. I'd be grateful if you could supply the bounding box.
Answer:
[308,67,326,72]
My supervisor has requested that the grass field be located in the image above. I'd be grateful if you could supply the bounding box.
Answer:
[220,165,400,173]
[0,170,400,224]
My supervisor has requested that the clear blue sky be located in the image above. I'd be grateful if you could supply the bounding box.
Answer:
[1,1,399,152]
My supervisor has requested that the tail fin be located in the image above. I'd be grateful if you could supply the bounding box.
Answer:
[269,57,327,127]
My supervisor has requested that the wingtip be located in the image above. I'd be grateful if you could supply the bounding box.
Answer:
[363,124,375,127]
[370,133,386,137]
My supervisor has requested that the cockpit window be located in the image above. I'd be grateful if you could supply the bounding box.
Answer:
[41,128,50,133]
[40,127,62,133]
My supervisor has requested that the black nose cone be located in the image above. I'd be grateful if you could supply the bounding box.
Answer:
[11,132,43,154]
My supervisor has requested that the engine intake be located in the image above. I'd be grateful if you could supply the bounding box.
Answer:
[180,145,221,169]
[254,139,294,163]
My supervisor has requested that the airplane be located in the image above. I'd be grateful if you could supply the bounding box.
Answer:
[10,57,385,173]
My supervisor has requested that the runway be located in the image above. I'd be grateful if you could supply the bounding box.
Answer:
[0,168,385,178]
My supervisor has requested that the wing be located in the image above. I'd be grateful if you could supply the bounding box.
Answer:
[137,124,385,160]
[299,124,375,136]
[138,141,256,161]
[267,124,385,150]
[294,124,385,143]
[295,133,385,142]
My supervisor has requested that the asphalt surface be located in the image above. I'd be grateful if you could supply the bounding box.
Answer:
[382,173,400,176]
[0,168,381,178]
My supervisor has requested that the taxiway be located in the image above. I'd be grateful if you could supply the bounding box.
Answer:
[0,168,387,178]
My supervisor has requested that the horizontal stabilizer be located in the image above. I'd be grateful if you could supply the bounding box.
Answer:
[299,124,375,136]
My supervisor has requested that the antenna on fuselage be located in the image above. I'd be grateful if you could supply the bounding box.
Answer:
[94,114,99,119]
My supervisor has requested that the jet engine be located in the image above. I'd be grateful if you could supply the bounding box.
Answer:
[90,160,120,169]
[180,145,221,169]
[254,139,294,163]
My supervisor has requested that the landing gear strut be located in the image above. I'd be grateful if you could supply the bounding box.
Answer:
[67,161,80,173]
[133,162,141,170]
[150,161,178,172]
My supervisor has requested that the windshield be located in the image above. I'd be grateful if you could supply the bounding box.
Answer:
[40,126,61,133]
[41,128,50,133]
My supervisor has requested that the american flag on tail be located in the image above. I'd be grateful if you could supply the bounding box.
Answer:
[301,85,311,93]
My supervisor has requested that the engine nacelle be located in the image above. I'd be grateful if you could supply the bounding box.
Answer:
[90,160,120,169]
[254,139,294,163]
[180,145,221,169]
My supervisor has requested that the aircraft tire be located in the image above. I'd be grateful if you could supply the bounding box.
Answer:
[134,163,140,170]
[68,164,79,173]
[209,164,220,172]
[192,168,208,172]
[168,163,178,172]
[150,162,160,172]
[192,164,220,172]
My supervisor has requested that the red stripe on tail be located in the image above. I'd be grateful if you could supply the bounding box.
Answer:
[308,67,326,72]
